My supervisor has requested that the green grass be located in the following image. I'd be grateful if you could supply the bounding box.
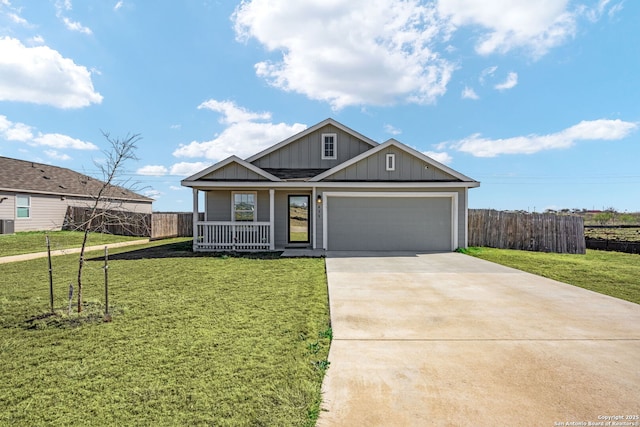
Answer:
[0,231,143,258]
[0,239,331,426]
[461,247,640,305]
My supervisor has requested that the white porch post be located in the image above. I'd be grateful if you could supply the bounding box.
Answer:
[269,189,275,250]
[464,188,469,248]
[192,188,199,251]
[311,187,317,249]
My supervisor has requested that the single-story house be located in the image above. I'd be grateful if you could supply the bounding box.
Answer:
[0,156,153,233]
[181,118,480,252]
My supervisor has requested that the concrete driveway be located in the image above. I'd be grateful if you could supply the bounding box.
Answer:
[317,252,640,426]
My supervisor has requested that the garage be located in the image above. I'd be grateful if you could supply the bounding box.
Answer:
[324,192,456,251]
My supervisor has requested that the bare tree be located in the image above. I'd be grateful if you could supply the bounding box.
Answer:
[76,132,141,313]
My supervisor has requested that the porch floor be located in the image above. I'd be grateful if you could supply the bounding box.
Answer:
[280,248,326,258]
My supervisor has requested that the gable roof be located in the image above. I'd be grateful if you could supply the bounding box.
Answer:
[182,155,282,183]
[0,156,153,202]
[245,118,379,163]
[310,138,478,183]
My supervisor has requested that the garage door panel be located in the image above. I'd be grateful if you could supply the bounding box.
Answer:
[327,196,452,251]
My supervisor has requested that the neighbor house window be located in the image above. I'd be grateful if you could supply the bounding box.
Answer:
[232,192,256,222]
[386,154,395,171]
[16,194,30,219]
[321,133,337,160]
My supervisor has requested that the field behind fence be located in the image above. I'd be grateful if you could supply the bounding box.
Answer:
[469,209,586,254]
[64,207,198,240]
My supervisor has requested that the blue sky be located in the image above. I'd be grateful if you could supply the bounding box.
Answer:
[1,0,638,212]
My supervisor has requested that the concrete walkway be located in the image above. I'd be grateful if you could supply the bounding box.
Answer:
[317,252,640,426]
[0,239,150,264]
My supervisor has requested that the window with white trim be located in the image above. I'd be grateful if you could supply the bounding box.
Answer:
[232,192,256,222]
[386,154,395,171]
[16,194,30,219]
[321,133,337,160]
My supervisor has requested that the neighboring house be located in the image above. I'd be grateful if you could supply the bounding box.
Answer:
[0,156,153,233]
[181,118,480,252]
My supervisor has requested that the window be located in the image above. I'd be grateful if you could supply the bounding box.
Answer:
[386,154,395,171]
[16,195,30,219]
[232,192,256,222]
[321,133,337,160]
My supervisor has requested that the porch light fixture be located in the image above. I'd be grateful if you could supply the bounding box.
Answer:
[317,195,322,204]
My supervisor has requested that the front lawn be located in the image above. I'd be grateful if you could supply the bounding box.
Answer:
[0,231,142,258]
[0,239,331,426]
[462,247,640,305]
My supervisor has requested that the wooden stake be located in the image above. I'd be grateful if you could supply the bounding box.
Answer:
[46,234,54,313]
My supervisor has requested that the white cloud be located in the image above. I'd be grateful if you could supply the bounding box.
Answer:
[44,149,71,161]
[144,189,161,199]
[439,119,638,157]
[423,150,453,164]
[169,162,211,177]
[461,86,479,99]
[1,115,97,156]
[479,65,498,84]
[494,72,518,90]
[233,0,454,109]
[27,35,45,45]
[173,99,306,162]
[8,11,27,25]
[114,1,124,11]
[61,17,92,35]
[170,124,181,130]
[384,124,402,136]
[169,185,184,191]
[581,0,622,22]
[437,0,577,57]
[33,133,98,150]
[0,115,33,141]
[54,0,92,34]
[198,99,271,124]
[56,0,72,10]
[0,37,102,108]
[137,165,168,176]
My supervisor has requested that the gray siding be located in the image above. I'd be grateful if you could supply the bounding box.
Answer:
[322,147,458,181]
[205,190,270,222]
[205,190,231,221]
[201,163,268,181]
[251,124,373,169]
[274,191,313,249]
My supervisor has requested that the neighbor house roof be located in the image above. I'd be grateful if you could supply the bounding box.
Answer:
[0,156,153,202]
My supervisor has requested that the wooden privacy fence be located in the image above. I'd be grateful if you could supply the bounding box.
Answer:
[63,206,151,237]
[468,209,586,254]
[151,213,198,240]
[64,208,198,239]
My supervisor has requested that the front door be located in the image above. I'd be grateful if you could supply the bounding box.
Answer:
[288,195,310,243]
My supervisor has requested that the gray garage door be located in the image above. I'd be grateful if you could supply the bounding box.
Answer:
[326,196,453,251]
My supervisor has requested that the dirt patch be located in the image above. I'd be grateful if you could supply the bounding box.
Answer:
[87,240,283,261]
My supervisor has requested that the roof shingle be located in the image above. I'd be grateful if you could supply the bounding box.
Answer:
[0,156,153,202]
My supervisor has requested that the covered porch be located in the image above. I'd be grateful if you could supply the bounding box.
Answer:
[190,188,316,251]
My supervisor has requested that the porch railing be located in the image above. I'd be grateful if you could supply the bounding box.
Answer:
[195,221,272,251]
